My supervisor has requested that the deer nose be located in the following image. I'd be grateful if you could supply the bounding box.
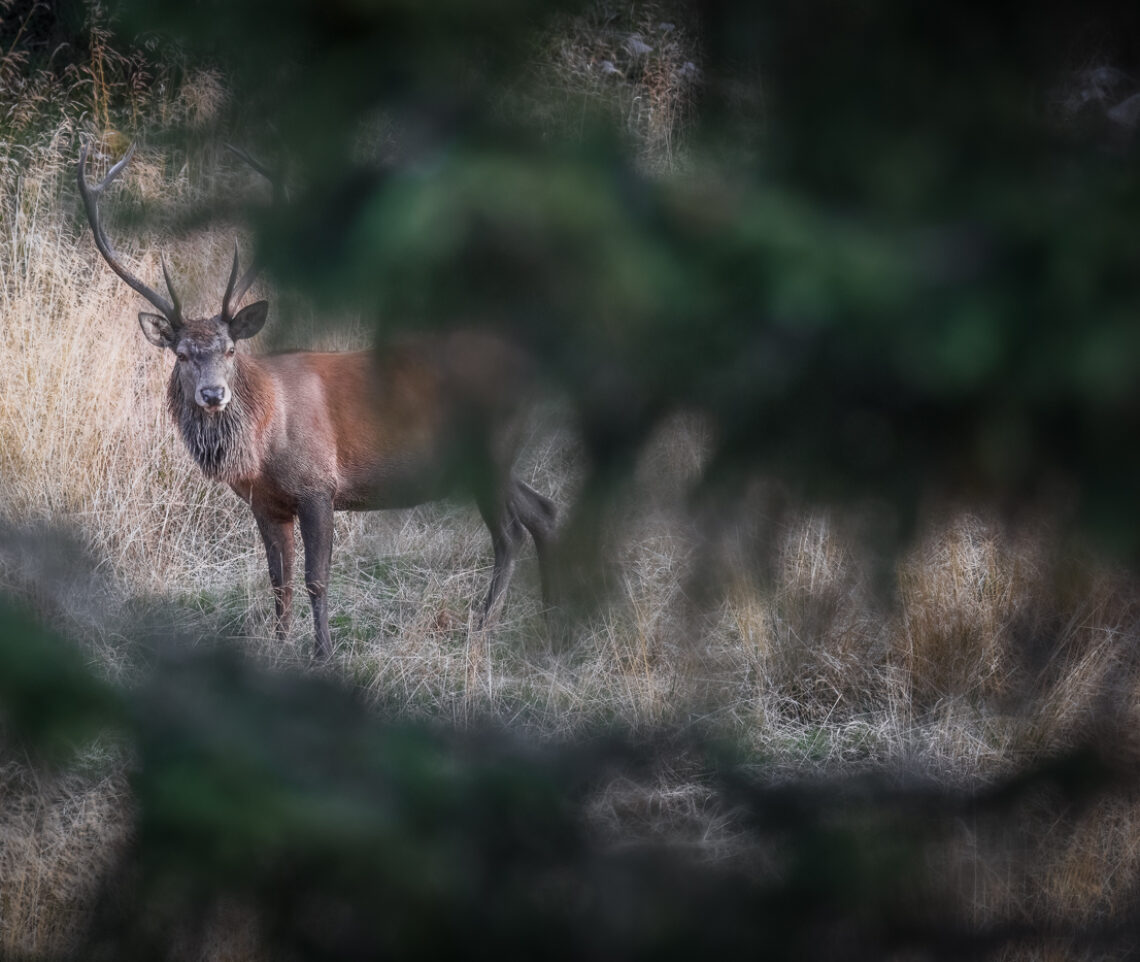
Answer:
[199,386,226,408]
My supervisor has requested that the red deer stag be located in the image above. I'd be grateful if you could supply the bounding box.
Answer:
[77,143,556,658]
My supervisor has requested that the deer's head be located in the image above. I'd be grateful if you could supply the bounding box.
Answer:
[78,143,269,413]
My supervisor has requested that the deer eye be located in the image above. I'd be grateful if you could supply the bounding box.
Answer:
[225,346,236,358]
[176,351,188,363]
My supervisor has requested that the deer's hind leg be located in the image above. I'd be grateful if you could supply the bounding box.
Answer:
[509,479,558,607]
[475,487,528,629]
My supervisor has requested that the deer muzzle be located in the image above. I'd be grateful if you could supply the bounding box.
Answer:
[197,385,229,411]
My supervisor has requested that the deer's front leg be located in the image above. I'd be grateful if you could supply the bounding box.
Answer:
[255,512,295,640]
[297,493,335,660]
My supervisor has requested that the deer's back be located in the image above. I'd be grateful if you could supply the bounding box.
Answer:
[251,331,534,513]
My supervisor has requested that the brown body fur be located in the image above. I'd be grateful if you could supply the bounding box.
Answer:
[168,330,556,658]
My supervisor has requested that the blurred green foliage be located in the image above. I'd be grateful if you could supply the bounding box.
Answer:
[7,0,1135,558]
[0,598,123,761]
[95,0,1140,566]
[4,594,1135,959]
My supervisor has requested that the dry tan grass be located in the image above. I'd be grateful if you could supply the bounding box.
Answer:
[896,515,1034,709]
[0,754,130,959]
[537,0,701,172]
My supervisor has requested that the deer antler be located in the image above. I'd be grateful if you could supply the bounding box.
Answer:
[221,242,260,323]
[77,141,182,325]
[224,142,280,193]
[221,142,284,321]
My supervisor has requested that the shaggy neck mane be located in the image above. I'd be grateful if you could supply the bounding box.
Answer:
[167,356,274,484]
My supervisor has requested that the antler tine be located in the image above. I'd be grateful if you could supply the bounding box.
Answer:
[222,243,241,320]
[160,255,183,319]
[224,142,273,181]
[221,142,284,319]
[222,242,261,322]
[224,142,286,203]
[77,140,180,323]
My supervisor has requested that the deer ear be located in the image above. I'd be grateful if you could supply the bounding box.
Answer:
[229,300,268,341]
[139,311,177,349]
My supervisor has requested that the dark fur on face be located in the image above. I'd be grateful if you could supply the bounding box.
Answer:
[167,358,271,484]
